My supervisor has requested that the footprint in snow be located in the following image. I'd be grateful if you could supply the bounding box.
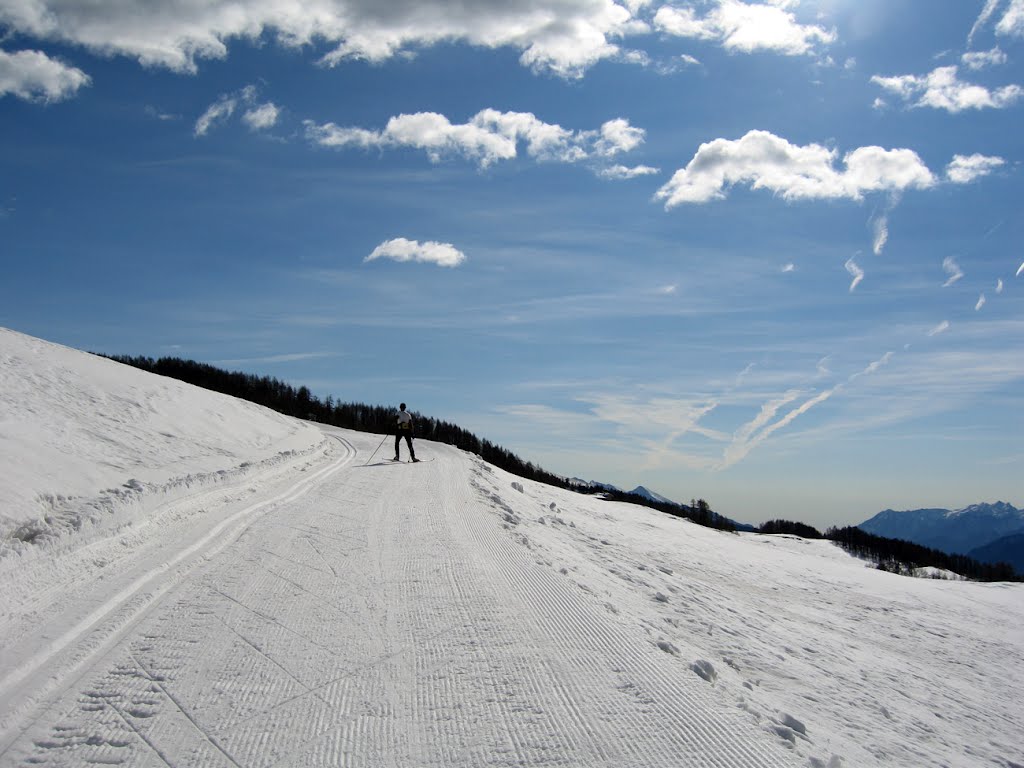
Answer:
[691,659,717,683]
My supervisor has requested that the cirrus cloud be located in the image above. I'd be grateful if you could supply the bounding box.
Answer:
[365,238,466,268]
[195,84,278,137]
[654,130,936,208]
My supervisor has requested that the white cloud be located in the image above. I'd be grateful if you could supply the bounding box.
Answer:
[1017,261,1024,277]
[306,110,649,174]
[976,293,987,311]
[946,153,1005,183]
[720,387,835,469]
[0,0,643,79]
[657,284,678,294]
[195,85,277,136]
[599,163,660,179]
[928,320,951,337]
[845,257,864,292]
[720,350,898,468]
[365,238,466,268]
[942,256,964,287]
[969,0,1004,46]
[871,65,1023,113]
[594,118,646,156]
[195,95,237,137]
[0,48,90,103]
[782,263,795,273]
[996,278,1004,293]
[654,0,835,57]
[961,47,1007,70]
[871,212,888,255]
[849,351,894,382]
[243,102,280,131]
[996,0,1024,37]
[654,130,935,208]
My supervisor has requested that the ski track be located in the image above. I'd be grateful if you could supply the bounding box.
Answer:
[3,428,806,767]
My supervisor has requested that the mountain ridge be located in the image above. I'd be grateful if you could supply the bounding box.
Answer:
[858,501,1024,556]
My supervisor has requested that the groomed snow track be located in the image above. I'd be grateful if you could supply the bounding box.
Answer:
[1,427,802,767]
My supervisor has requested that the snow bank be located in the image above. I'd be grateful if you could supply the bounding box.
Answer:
[0,327,324,554]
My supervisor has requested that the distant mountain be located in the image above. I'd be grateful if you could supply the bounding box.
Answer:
[568,478,620,493]
[858,501,1024,555]
[968,533,1024,573]
[629,485,676,506]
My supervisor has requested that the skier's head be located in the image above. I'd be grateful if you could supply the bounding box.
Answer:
[400,403,406,410]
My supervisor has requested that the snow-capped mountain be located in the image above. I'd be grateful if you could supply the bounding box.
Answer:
[858,501,1024,555]
[629,485,677,506]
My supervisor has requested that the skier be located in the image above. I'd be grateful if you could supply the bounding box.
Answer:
[394,403,418,462]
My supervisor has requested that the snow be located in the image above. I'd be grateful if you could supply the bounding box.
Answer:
[2,327,1023,767]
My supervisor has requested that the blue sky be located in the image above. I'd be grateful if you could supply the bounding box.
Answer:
[2,0,1022,527]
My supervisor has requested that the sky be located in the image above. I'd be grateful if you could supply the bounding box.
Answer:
[1,0,1022,528]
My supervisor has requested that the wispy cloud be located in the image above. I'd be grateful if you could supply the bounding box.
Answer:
[849,351,894,382]
[961,46,1007,70]
[655,130,935,208]
[1017,261,1024,277]
[871,65,1023,113]
[720,388,836,469]
[599,164,661,180]
[942,256,964,287]
[997,278,1005,293]
[782,263,796,273]
[845,257,864,292]
[365,238,466,268]
[871,212,889,255]
[976,293,987,311]
[0,48,90,103]
[928,320,951,337]
[195,84,277,137]
[969,0,1004,46]
[968,0,1024,44]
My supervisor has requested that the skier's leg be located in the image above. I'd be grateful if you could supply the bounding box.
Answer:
[394,433,401,460]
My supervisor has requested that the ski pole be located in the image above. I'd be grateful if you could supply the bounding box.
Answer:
[364,431,390,466]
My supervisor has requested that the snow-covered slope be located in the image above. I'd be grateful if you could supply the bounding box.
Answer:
[1,329,1022,768]
[0,327,325,554]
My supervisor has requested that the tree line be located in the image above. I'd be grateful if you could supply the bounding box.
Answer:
[757,519,1020,582]
[601,490,737,532]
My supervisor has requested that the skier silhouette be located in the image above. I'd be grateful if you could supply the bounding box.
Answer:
[394,403,417,462]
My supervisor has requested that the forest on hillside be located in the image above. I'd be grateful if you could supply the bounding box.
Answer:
[757,520,1020,582]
